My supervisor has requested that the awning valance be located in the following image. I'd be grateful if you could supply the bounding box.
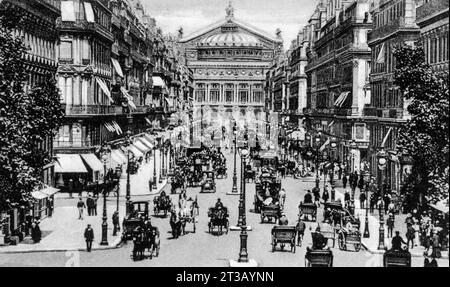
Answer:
[80,153,104,172]
[152,76,165,87]
[128,145,144,158]
[55,154,88,173]
[111,58,124,78]
[95,77,113,103]
[133,141,150,153]
[138,137,154,150]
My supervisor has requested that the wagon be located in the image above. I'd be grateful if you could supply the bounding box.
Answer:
[271,226,296,253]
[208,207,229,235]
[153,195,172,217]
[337,229,362,252]
[200,171,216,193]
[383,249,412,267]
[261,204,281,223]
[299,202,317,222]
[305,248,333,267]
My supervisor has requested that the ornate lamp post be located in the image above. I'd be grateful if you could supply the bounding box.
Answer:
[159,137,164,183]
[237,145,250,263]
[125,113,133,216]
[115,166,122,212]
[362,161,371,238]
[329,140,337,189]
[314,134,321,191]
[100,143,111,246]
[231,121,238,194]
[377,148,388,250]
[152,139,157,188]
[349,140,358,203]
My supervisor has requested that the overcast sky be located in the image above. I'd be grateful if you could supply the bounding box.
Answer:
[141,0,317,47]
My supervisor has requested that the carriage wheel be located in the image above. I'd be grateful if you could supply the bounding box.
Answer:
[338,233,346,251]
[354,243,361,252]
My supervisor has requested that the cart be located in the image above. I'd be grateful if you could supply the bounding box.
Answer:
[271,226,296,253]
[299,202,317,222]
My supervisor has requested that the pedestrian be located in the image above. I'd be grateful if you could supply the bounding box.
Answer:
[313,188,321,207]
[84,224,94,252]
[93,195,98,216]
[112,211,120,236]
[431,230,441,258]
[296,218,306,247]
[31,219,42,243]
[322,187,329,204]
[344,190,351,205]
[406,224,416,249]
[86,195,93,216]
[77,197,86,220]
[359,192,366,209]
[342,175,348,189]
[387,213,395,238]
[47,197,54,217]
[279,188,286,210]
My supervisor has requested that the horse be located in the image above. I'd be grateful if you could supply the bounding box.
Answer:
[132,227,145,261]
[141,227,160,259]
[169,208,182,239]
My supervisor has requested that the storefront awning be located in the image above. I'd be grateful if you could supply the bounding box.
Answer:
[165,97,174,108]
[95,77,113,103]
[112,149,127,164]
[80,153,104,172]
[55,154,88,173]
[61,1,76,22]
[40,186,60,196]
[111,121,123,135]
[83,2,95,23]
[381,127,393,148]
[138,137,154,150]
[128,145,144,158]
[133,141,150,153]
[111,58,124,78]
[120,87,137,109]
[334,91,350,107]
[145,117,152,126]
[152,76,165,87]
[31,191,48,200]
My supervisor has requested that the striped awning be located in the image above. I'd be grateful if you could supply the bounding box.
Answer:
[80,153,103,172]
[111,58,124,78]
[138,137,154,149]
[134,141,150,153]
[95,77,113,103]
[55,154,88,173]
[128,145,144,158]
[334,91,350,107]
[120,87,137,109]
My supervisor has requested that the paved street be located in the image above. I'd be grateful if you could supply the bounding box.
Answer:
[1,150,448,267]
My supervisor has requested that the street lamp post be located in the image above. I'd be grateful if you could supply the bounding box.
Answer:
[100,144,110,246]
[363,168,371,238]
[153,142,157,188]
[314,135,321,191]
[125,113,132,216]
[350,140,358,204]
[115,167,122,212]
[377,148,388,250]
[231,121,238,194]
[159,138,164,183]
[162,140,166,178]
[237,146,250,263]
[329,140,337,190]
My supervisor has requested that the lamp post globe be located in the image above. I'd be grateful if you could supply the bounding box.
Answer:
[377,148,388,250]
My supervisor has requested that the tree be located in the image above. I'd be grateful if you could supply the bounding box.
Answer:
[394,44,449,205]
[0,13,64,211]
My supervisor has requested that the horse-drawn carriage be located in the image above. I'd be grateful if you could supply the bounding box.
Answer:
[207,206,229,235]
[215,164,228,179]
[337,228,362,252]
[305,248,334,267]
[244,164,256,183]
[261,202,281,223]
[200,171,216,193]
[153,194,172,217]
[298,202,317,222]
[383,248,412,267]
[131,226,160,261]
[122,201,150,240]
[179,198,199,234]
[271,226,296,253]
[254,173,281,213]
[324,201,360,228]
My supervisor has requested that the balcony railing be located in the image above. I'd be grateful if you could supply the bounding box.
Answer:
[417,0,449,23]
[335,108,353,116]
[58,20,114,42]
[53,140,93,149]
[62,104,123,116]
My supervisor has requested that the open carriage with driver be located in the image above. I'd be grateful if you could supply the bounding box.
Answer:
[207,206,229,235]
[244,164,256,183]
[383,248,412,267]
[254,172,281,213]
[261,199,281,223]
[200,170,216,193]
[131,225,160,261]
[153,193,172,217]
[298,202,318,222]
[305,249,334,267]
[215,163,228,179]
[271,226,297,253]
[337,227,362,252]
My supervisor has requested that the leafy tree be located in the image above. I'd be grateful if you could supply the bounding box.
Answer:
[0,13,64,211]
[394,44,449,205]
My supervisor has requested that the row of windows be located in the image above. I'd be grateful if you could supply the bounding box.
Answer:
[58,76,110,106]
[195,90,263,103]
[374,0,404,29]
[422,28,449,65]
[11,29,56,60]
[371,83,403,109]
[198,49,262,57]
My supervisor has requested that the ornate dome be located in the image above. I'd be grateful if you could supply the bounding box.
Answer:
[199,32,262,47]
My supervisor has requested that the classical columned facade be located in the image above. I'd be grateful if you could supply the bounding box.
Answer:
[180,3,282,147]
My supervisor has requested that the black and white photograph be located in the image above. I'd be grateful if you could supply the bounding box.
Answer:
[0,0,448,269]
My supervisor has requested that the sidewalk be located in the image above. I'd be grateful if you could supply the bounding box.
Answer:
[332,184,449,259]
[0,152,169,254]
[55,149,168,199]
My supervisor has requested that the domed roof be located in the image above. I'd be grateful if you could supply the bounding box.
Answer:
[199,32,262,47]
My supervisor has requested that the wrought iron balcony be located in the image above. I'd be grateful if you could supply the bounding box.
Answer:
[416,0,449,23]
[62,104,123,116]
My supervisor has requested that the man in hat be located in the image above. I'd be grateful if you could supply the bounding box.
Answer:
[296,218,306,246]
[387,213,395,238]
[311,226,327,250]
[112,211,120,236]
[304,190,313,204]
[278,212,288,226]
[84,224,94,252]
[391,231,407,251]
[279,188,286,210]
